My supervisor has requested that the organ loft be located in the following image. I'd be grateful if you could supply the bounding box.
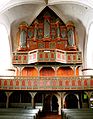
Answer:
[0,6,93,116]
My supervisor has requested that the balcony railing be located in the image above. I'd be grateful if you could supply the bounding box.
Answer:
[12,49,82,64]
[0,75,93,90]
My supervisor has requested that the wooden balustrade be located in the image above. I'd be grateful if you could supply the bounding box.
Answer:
[0,76,93,90]
[12,49,82,64]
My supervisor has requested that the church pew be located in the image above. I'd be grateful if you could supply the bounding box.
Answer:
[61,109,93,119]
[0,113,36,118]
[0,115,34,119]
[0,108,39,112]
[0,108,40,119]
[67,115,93,119]
[0,108,40,115]
[35,106,43,111]
[66,112,93,119]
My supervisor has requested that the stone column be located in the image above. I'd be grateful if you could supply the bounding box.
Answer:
[5,92,12,108]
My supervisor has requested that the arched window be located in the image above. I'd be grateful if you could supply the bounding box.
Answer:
[86,23,93,75]
[0,24,11,75]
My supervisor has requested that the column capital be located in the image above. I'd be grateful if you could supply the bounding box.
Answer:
[29,92,37,98]
[5,92,12,97]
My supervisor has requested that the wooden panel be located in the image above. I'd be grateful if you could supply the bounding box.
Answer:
[22,67,38,77]
[28,51,37,64]
[22,68,27,76]
[57,67,74,76]
[38,42,45,49]
[49,42,56,49]
[16,68,19,76]
[76,68,79,76]
[28,67,38,76]
[56,51,66,63]
[40,67,55,76]
[12,50,82,64]
[45,42,50,48]
[12,53,28,64]
[60,26,67,39]
[0,76,93,90]
[27,40,37,50]
[56,40,67,50]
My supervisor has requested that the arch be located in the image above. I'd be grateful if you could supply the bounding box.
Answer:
[34,92,43,104]
[22,67,38,76]
[34,92,43,109]
[9,91,20,103]
[44,94,51,112]
[21,91,31,103]
[57,67,74,77]
[64,93,78,109]
[52,95,59,113]
[44,93,59,113]
[40,67,55,76]
[9,91,31,108]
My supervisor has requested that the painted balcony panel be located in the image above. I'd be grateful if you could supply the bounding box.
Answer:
[12,52,28,64]
[0,76,93,90]
[12,49,82,64]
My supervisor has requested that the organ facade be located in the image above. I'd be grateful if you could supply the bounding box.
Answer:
[0,7,92,115]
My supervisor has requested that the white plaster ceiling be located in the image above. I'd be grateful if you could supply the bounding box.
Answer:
[0,0,93,68]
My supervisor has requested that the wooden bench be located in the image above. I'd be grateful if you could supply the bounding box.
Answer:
[35,106,43,112]
[68,115,93,119]
[0,108,40,119]
[0,113,36,119]
[66,112,93,119]
[0,115,34,119]
[61,109,93,119]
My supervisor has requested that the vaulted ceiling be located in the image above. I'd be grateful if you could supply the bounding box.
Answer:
[0,0,93,68]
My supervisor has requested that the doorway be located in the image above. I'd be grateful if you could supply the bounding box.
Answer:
[52,95,58,112]
[44,94,58,113]
[65,93,78,109]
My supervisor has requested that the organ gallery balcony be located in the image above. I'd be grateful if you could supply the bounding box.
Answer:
[12,49,82,64]
[0,76,93,90]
